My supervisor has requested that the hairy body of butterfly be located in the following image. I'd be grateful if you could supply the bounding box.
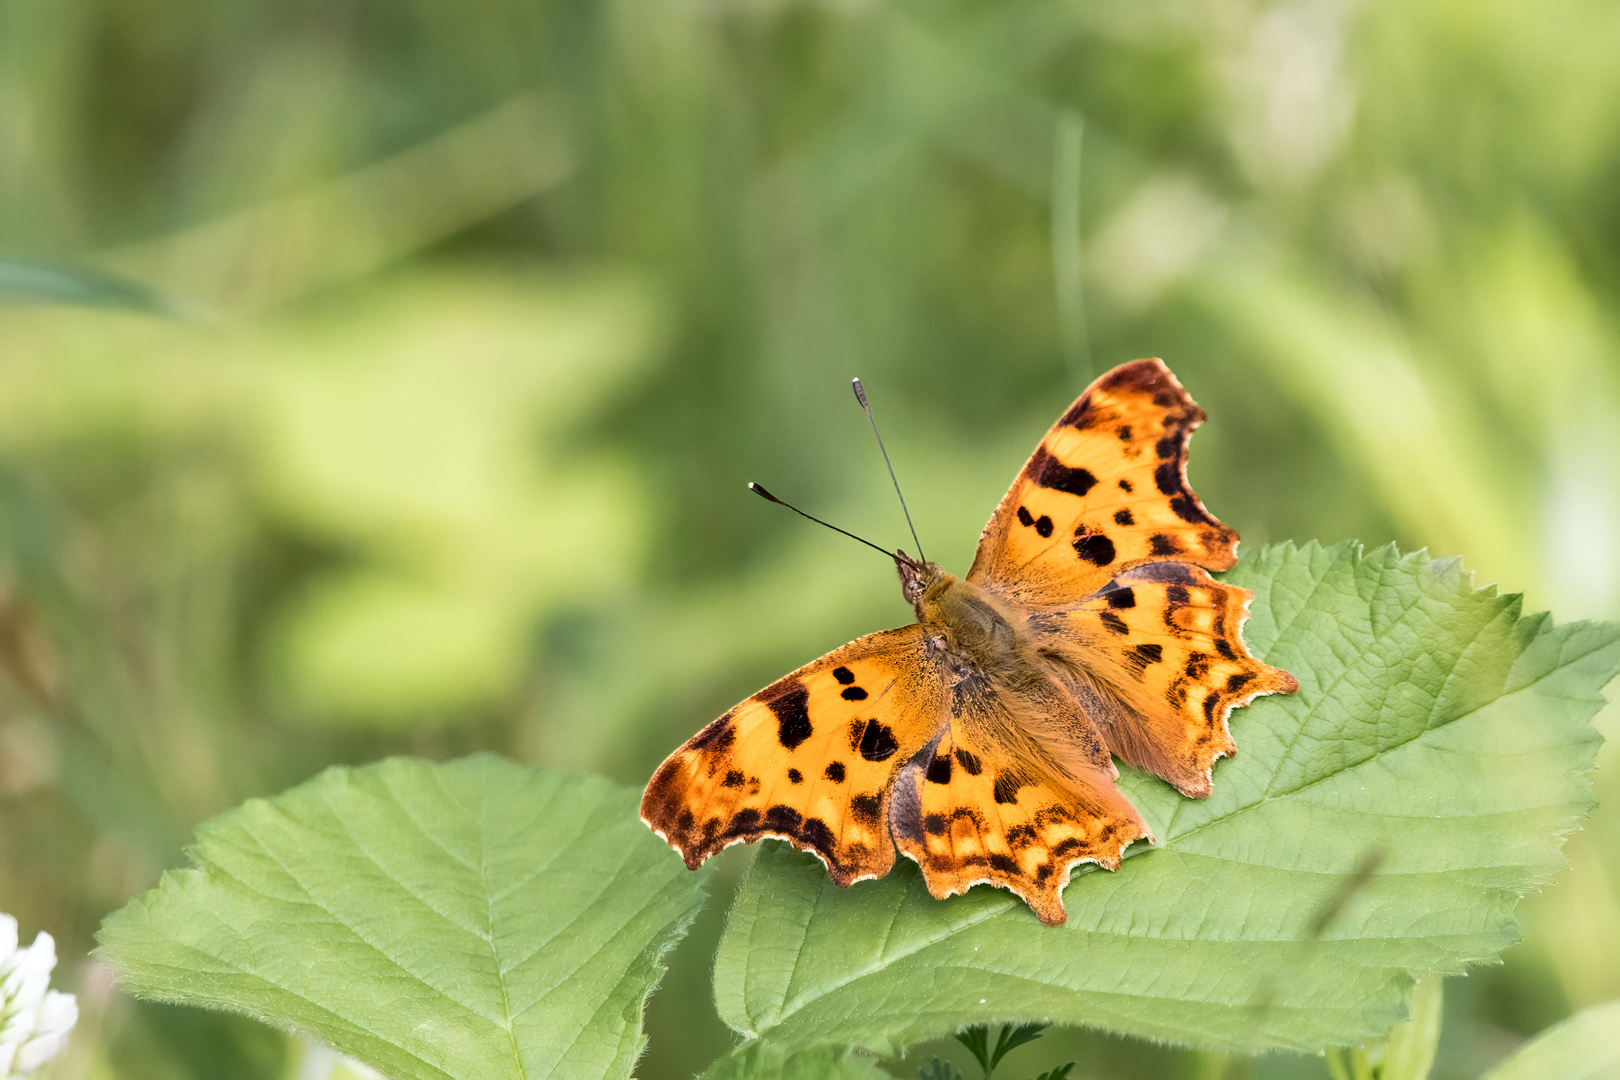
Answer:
[641,359,1298,925]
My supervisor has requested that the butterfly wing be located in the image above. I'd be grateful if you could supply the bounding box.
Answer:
[968,358,1297,805]
[1039,564,1299,798]
[641,624,947,886]
[889,673,1150,926]
[968,359,1238,608]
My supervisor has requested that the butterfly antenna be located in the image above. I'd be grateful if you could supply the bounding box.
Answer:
[851,378,925,562]
[747,483,897,560]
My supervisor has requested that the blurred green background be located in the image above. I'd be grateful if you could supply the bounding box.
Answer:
[2,0,1618,1076]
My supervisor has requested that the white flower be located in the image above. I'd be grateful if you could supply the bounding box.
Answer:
[297,1041,389,1080]
[0,914,78,1078]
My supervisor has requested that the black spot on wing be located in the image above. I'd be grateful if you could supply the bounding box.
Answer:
[1150,533,1183,556]
[1114,508,1134,526]
[641,765,681,819]
[992,774,1024,804]
[1216,638,1237,660]
[954,748,983,775]
[924,813,947,835]
[787,768,803,784]
[1154,462,1180,496]
[1017,506,1035,527]
[1166,584,1189,605]
[1034,805,1073,828]
[765,805,802,832]
[988,853,1020,875]
[689,712,735,752]
[857,719,899,762]
[926,754,952,784]
[1035,515,1054,538]
[1227,672,1254,692]
[1169,495,1204,523]
[850,792,882,826]
[833,666,855,685]
[1098,611,1129,635]
[1116,425,1132,441]
[1107,587,1136,609]
[1124,643,1163,673]
[722,770,745,788]
[841,686,868,701]
[1073,529,1116,566]
[1060,396,1097,428]
[729,808,761,835]
[1118,478,1133,493]
[759,680,813,750]
[824,761,846,783]
[1028,446,1099,498]
[800,817,835,854]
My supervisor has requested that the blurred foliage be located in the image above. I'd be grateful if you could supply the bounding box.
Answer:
[1,0,1618,1077]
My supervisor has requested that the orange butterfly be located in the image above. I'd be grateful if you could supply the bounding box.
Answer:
[641,360,1298,925]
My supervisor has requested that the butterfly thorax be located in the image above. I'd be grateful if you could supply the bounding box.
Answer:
[899,554,1031,682]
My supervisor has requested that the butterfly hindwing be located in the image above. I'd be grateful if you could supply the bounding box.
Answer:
[1038,565,1299,798]
[969,359,1238,607]
[890,675,1150,926]
[640,624,947,886]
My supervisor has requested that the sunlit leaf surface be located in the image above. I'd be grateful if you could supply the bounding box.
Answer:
[1480,1000,1620,1080]
[98,756,708,1080]
[712,543,1618,1055]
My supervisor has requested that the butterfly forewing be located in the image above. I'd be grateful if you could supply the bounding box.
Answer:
[640,625,947,886]
[968,360,1238,608]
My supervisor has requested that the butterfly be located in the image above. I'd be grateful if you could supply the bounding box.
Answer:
[640,360,1298,925]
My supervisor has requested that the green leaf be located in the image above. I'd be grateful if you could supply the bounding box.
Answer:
[1479,1000,1620,1080]
[919,1058,966,1080]
[1325,977,1444,1080]
[698,1042,890,1080]
[0,257,182,315]
[97,755,709,1080]
[988,1024,1047,1071]
[954,1024,1048,1078]
[711,543,1618,1056]
[954,1028,991,1075]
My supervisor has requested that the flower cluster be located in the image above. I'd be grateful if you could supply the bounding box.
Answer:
[0,915,77,1078]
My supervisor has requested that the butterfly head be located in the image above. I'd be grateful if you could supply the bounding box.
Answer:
[894,550,948,609]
